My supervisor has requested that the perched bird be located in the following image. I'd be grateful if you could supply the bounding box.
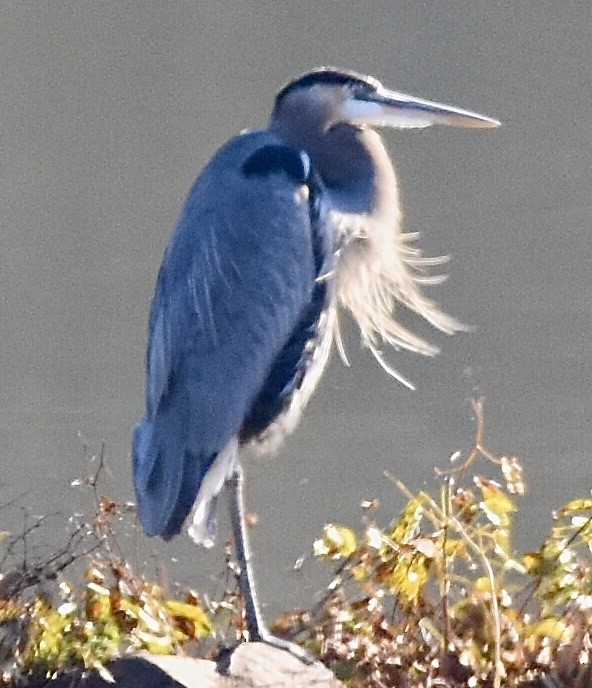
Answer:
[133,67,499,656]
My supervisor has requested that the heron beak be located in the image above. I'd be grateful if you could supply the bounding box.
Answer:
[341,87,500,130]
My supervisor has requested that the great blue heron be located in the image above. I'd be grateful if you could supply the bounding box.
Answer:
[132,67,499,658]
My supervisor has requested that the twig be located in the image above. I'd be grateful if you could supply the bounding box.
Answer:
[435,396,504,486]
[448,514,503,688]
[441,479,452,649]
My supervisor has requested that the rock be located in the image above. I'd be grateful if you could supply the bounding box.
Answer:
[36,643,343,688]
[228,642,341,687]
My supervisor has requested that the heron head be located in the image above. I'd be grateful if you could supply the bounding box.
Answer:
[270,67,499,190]
[271,67,500,139]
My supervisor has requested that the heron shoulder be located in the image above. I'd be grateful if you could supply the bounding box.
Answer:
[243,143,311,182]
[205,131,307,178]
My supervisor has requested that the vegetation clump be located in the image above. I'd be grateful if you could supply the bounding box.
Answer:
[293,398,592,687]
[0,397,590,687]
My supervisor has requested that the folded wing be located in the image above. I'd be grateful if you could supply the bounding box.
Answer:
[133,131,332,539]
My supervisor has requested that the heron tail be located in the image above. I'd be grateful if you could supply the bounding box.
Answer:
[132,411,203,540]
[133,414,238,545]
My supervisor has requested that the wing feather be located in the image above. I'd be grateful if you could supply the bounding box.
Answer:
[133,132,325,538]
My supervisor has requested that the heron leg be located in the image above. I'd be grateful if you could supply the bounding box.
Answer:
[227,464,319,665]
[227,463,266,640]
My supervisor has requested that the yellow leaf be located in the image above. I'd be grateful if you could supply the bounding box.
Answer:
[474,576,493,593]
[165,600,213,635]
[386,554,429,603]
[522,552,541,573]
[559,497,592,514]
[313,524,357,559]
[476,479,516,514]
[478,480,516,529]
[492,526,511,557]
[525,617,572,649]
[389,498,423,544]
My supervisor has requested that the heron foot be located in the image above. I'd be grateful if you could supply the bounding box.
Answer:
[251,628,322,667]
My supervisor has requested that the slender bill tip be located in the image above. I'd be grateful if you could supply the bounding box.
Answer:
[376,87,502,129]
[446,111,501,129]
[343,87,501,130]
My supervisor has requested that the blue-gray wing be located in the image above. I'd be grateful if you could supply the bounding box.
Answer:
[132,131,330,538]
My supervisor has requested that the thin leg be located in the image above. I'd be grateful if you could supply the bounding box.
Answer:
[227,464,266,640]
[227,464,319,665]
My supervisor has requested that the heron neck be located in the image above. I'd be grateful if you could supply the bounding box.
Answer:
[317,126,397,226]
[271,119,397,225]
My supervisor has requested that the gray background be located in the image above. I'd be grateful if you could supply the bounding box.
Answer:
[2,3,591,618]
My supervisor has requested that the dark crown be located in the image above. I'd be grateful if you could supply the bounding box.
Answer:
[275,68,381,105]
